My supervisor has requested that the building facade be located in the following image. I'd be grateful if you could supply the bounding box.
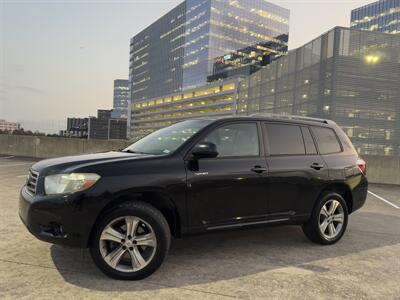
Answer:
[108,119,129,140]
[130,79,240,139]
[238,27,400,156]
[207,35,288,82]
[65,117,89,138]
[112,79,130,119]
[97,109,112,120]
[88,110,127,140]
[0,119,20,132]
[129,0,289,103]
[129,0,289,137]
[351,0,400,34]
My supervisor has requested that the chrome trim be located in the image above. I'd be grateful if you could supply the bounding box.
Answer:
[206,218,289,230]
[250,113,331,124]
[26,169,39,196]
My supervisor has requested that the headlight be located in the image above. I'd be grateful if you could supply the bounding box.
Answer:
[44,173,100,195]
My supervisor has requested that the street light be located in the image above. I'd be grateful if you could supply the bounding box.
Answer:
[364,54,380,64]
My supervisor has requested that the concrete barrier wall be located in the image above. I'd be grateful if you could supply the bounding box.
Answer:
[0,134,130,159]
[0,134,399,185]
[363,155,400,185]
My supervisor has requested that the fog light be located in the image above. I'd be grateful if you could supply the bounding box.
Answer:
[40,223,66,238]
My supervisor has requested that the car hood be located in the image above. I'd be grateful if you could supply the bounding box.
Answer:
[31,151,153,175]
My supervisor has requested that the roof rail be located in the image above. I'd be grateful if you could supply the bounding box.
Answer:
[250,113,330,124]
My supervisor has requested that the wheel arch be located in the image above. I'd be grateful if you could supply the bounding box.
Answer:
[87,190,181,247]
[318,183,354,214]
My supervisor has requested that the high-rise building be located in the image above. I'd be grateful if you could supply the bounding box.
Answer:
[207,36,288,82]
[112,79,130,119]
[351,0,400,34]
[129,0,289,102]
[238,27,400,156]
[129,0,289,138]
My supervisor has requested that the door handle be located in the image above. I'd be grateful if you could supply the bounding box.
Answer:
[251,166,267,174]
[310,163,324,170]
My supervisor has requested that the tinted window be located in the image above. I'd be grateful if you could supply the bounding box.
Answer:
[265,124,305,155]
[125,119,212,155]
[336,128,358,154]
[201,123,259,157]
[301,127,317,155]
[312,127,342,154]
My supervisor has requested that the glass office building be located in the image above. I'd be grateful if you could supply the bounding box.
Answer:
[129,0,289,138]
[112,80,130,119]
[238,27,400,156]
[182,0,289,89]
[351,0,400,34]
[207,35,288,82]
[129,0,289,102]
[130,2,186,104]
[130,79,240,139]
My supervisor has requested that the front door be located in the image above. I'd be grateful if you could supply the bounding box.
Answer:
[186,122,269,228]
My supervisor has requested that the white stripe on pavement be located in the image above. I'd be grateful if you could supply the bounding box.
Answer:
[0,156,15,159]
[368,191,399,209]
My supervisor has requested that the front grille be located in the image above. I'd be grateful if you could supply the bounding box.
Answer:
[26,170,39,196]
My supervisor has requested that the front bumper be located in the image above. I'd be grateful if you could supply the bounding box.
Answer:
[19,186,96,247]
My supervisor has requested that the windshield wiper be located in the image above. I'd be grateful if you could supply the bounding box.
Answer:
[121,149,147,154]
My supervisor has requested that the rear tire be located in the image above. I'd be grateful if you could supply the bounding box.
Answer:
[302,192,348,245]
[90,201,171,280]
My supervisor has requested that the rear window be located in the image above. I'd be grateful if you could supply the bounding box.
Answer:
[311,127,342,154]
[265,123,305,155]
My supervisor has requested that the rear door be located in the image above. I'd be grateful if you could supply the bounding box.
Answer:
[263,123,329,219]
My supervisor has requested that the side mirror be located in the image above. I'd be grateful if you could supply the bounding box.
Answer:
[192,142,218,159]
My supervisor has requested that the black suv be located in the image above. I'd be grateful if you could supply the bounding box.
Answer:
[19,115,368,280]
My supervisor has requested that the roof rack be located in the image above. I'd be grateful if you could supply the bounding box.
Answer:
[250,113,330,124]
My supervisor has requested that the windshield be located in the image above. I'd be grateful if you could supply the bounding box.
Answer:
[124,119,213,155]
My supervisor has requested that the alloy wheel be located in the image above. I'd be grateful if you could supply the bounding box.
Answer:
[99,216,157,272]
[318,199,345,240]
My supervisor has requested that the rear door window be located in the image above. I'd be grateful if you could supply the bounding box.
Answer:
[265,123,305,156]
[311,126,342,154]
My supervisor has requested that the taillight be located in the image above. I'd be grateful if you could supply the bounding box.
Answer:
[357,158,367,175]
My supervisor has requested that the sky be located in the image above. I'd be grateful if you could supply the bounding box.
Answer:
[0,0,374,133]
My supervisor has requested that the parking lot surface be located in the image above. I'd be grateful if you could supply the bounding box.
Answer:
[0,156,399,299]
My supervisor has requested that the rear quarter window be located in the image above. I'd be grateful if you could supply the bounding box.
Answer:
[311,126,342,154]
[301,127,317,155]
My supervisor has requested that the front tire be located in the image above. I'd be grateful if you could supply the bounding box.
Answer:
[302,192,348,245]
[90,201,171,280]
